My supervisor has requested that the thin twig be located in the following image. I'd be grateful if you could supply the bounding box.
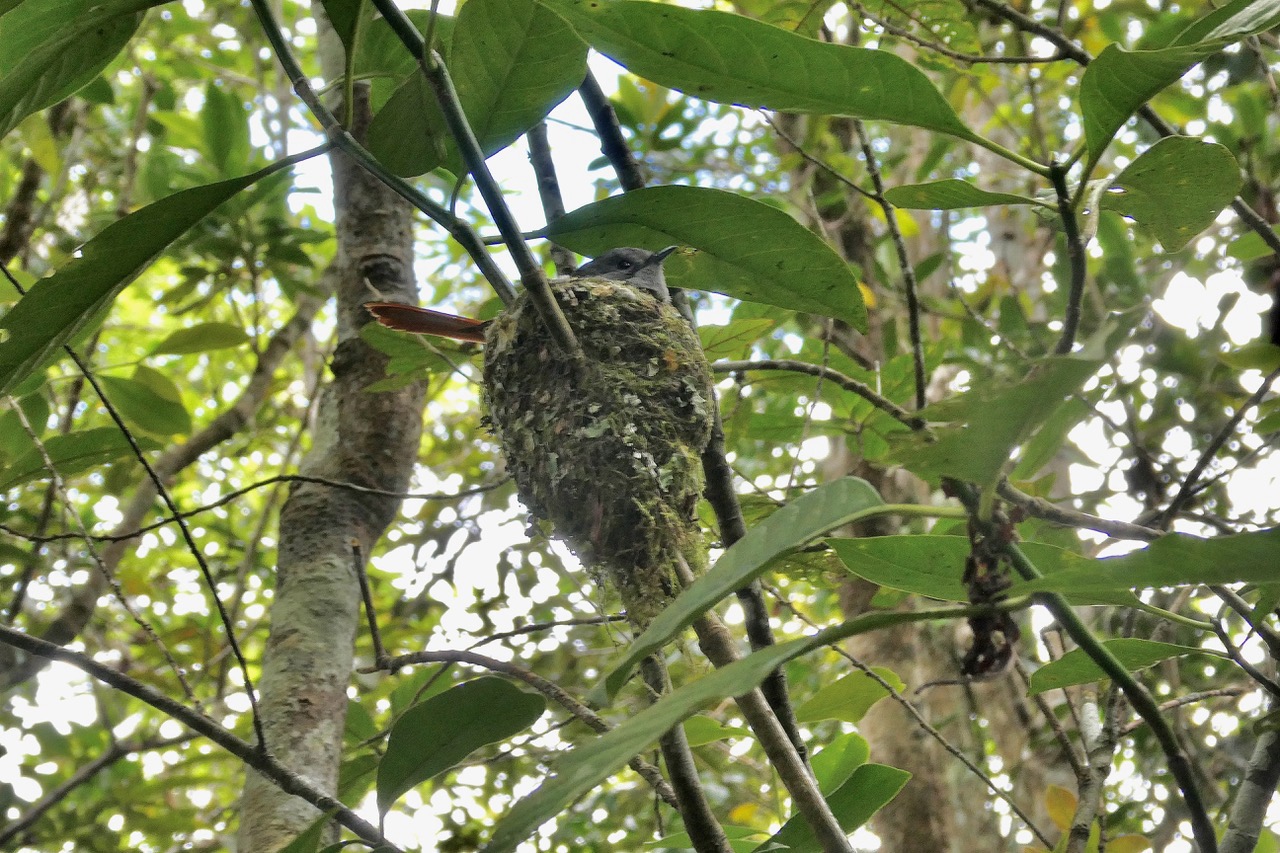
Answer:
[352,541,388,667]
[996,481,1160,542]
[1116,688,1254,737]
[714,359,926,429]
[6,400,197,703]
[1159,367,1280,529]
[673,557,852,852]
[0,733,193,847]
[851,119,927,409]
[0,474,508,545]
[809,616,1056,848]
[526,121,575,276]
[579,71,646,191]
[1050,161,1087,355]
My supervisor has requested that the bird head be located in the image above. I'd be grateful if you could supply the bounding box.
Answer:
[574,246,678,303]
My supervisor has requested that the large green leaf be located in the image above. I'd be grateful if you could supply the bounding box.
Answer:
[368,0,586,176]
[548,186,868,330]
[1029,639,1226,695]
[1102,137,1242,251]
[597,477,883,701]
[1080,0,1280,159]
[0,0,149,141]
[890,356,1101,485]
[1011,528,1280,596]
[0,427,161,491]
[757,764,910,853]
[0,172,265,398]
[377,677,545,813]
[884,179,1044,211]
[828,535,1139,607]
[538,0,977,142]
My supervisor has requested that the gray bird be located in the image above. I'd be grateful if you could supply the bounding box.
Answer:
[364,246,678,342]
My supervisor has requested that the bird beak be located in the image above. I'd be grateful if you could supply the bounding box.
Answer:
[653,245,679,265]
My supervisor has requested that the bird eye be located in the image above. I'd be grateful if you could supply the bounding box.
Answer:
[617,260,633,269]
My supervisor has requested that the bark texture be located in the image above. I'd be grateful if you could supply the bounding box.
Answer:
[236,86,425,850]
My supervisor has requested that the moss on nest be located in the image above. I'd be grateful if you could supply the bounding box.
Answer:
[482,278,715,624]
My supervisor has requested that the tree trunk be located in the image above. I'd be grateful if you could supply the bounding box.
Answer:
[235,80,424,850]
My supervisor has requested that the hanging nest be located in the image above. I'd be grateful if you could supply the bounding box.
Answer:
[482,278,716,624]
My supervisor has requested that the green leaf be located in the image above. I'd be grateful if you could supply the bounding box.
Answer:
[0,427,161,491]
[490,612,939,853]
[0,0,146,141]
[366,77,449,177]
[1080,0,1280,161]
[200,83,251,176]
[0,392,48,462]
[795,667,902,724]
[97,375,191,436]
[757,764,910,852]
[597,477,883,702]
[539,0,976,143]
[1227,225,1280,261]
[1010,528,1280,596]
[682,715,750,747]
[1029,639,1224,695]
[376,677,544,813]
[548,186,868,330]
[828,536,1139,607]
[891,356,1101,485]
[698,318,776,361]
[1102,138,1242,251]
[1079,42,1216,159]
[152,322,251,355]
[0,171,265,398]
[1219,343,1280,373]
[368,0,586,176]
[448,0,587,162]
[883,179,1043,210]
[810,732,870,794]
[1173,0,1280,45]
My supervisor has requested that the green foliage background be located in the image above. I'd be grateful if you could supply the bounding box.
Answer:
[1,1,1278,852]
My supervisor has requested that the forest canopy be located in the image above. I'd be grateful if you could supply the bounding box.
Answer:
[1,2,1279,853]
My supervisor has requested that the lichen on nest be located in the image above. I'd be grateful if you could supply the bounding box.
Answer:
[482,278,716,624]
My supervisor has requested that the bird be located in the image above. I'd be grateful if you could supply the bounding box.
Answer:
[363,246,678,342]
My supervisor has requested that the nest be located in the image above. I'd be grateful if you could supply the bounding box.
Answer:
[482,278,716,624]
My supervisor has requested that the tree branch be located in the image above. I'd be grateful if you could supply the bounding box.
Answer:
[0,625,397,851]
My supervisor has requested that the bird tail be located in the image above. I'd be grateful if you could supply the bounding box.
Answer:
[364,302,489,343]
